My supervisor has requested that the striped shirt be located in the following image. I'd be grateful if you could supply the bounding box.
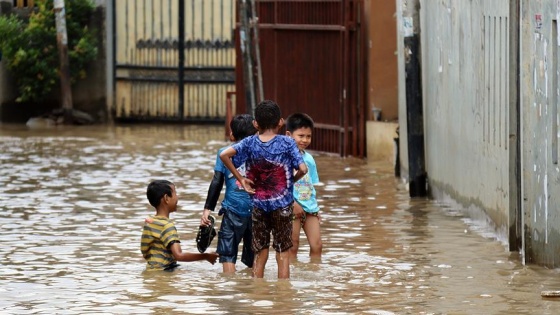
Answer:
[141,215,180,271]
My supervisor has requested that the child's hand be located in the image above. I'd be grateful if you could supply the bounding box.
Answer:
[293,202,304,220]
[200,209,212,226]
[240,178,255,194]
[206,252,219,265]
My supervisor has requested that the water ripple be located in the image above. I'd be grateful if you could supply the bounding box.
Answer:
[0,125,559,314]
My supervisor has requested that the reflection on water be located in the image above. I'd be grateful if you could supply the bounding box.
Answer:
[1,123,560,314]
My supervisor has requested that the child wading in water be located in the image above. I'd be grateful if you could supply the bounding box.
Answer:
[200,114,257,273]
[220,100,308,279]
[141,180,218,271]
[285,113,323,260]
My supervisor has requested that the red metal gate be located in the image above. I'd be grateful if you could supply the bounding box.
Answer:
[235,0,366,157]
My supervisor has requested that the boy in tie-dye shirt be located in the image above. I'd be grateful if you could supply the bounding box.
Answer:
[220,100,308,279]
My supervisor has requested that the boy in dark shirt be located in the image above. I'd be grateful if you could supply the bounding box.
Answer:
[200,114,257,273]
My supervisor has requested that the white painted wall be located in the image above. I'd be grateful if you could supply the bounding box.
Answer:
[519,0,560,267]
[397,0,513,238]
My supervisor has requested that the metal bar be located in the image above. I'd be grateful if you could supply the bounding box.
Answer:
[116,64,235,71]
[150,41,155,116]
[351,0,360,157]
[357,0,366,158]
[160,1,164,61]
[115,116,225,123]
[178,0,185,119]
[340,3,348,156]
[313,123,345,132]
[239,0,257,115]
[257,0,341,2]
[125,0,129,62]
[134,0,138,64]
[257,23,344,31]
[150,38,161,113]
[131,49,136,115]
[225,91,236,139]
[169,0,172,46]
[112,0,117,120]
[115,76,235,84]
[250,0,264,103]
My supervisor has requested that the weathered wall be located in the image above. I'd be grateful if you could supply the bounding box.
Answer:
[520,0,560,267]
[366,121,399,163]
[397,0,560,267]
[406,0,513,236]
[365,0,399,121]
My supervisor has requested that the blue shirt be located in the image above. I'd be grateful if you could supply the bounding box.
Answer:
[215,146,253,217]
[293,151,319,213]
[232,134,304,212]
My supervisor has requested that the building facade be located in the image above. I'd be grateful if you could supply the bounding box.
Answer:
[397,0,560,267]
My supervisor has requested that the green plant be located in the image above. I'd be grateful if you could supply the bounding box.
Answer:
[0,0,98,103]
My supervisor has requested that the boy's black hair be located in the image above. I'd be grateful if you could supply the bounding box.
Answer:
[254,100,281,130]
[230,114,257,141]
[286,112,314,132]
[147,180,174,208]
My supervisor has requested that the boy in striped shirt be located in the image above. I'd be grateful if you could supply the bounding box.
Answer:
[141,180,218,271]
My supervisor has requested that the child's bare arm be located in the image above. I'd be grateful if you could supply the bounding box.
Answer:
[219,147,255,194]
[293,162,308,182]
[219,147,243,182]
[170,243,218,264]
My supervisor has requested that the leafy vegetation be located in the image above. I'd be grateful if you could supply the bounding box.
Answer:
[0,0,98,103]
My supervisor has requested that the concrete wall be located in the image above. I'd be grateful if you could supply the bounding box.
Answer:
[365,0,399,121]
[364,0,399,164]
[366,121,399,163]
[520,0,560,267]
[398,0,515,239]
[397,0,560,267]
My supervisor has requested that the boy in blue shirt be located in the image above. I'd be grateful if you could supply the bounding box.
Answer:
[200,114,257,273]
[220,100,308,279]
[285,113,322,260]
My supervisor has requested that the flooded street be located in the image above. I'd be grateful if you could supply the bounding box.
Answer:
[1,123,560,314]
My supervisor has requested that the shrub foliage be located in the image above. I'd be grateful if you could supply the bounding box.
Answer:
[0,0,98,103]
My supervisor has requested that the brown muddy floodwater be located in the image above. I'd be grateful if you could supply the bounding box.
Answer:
[1,123,560,315]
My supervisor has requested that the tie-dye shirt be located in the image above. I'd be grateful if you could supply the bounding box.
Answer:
[232,134,304,212]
